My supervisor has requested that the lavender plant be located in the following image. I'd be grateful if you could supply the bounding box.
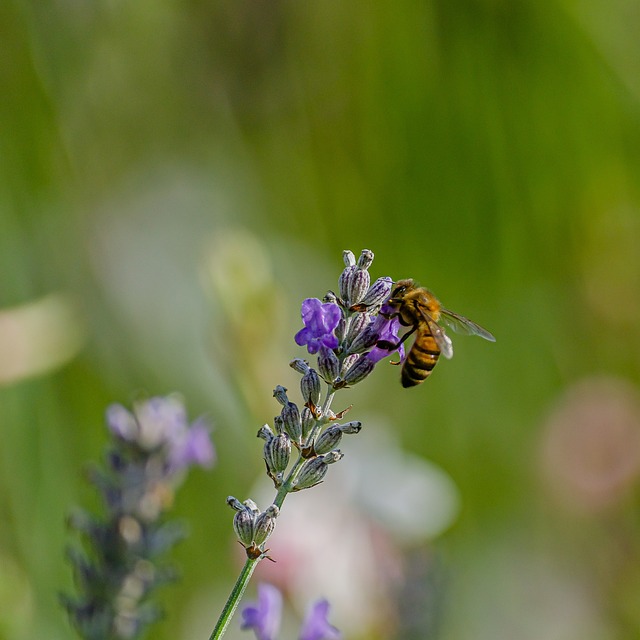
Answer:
[241,583,340,640]
[63,395,215,639]
[212,249,404,639]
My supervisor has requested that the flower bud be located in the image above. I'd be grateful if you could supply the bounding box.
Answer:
[338,420,362,435]
[339,265,356,302]
[293,457,329,491]
[232,507,255,548]
[343,250,356,267]
[242,499,260,515]
[355,277,393,310]
[226,496,244,511]
[323,450,344,464]
[314,421,362,455]
[281,402,302,444]
[334,316,346,343]
[357,249,374,270]
[301,368,321,407]
[301,406,315,439]
[264,432,291,477]
[348,268,370,306]
[340,353,359,374]
[346,312,370,343]
[317,346,340,383]
[273,415,284,435]
[289,359,310,375]
[347,325,379,354]
[272,386,289,406]
[314,426,343,455]
[323,291,338,305]
[253,506,279,546]
[342,354,375,385]
[257,424,274,441]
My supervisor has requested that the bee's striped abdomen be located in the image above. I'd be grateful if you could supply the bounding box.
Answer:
[401,330,440,388]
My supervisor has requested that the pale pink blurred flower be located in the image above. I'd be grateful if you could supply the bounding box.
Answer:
[539,376,640,513]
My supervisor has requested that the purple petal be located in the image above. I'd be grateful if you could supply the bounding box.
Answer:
[295,327,312,347]
[296,299,342,355]
[241,583,283,640]
[168,419,215,472]
[299,599,341,640]
[106,403,137,440]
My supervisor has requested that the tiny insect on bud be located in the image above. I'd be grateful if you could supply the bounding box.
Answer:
[281,402,302,444]
[357,249,374,270]
[289,358,310,375]
[273,386,289,406]
[318,346,340,383]
[348,268,370,306]
[301,369,321,409]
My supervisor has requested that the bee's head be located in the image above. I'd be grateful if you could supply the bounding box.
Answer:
[391,278,415,298]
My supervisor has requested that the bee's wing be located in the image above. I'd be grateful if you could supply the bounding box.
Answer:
[418,307,454,359]
[429,320,454,359]
[439,308,496,342]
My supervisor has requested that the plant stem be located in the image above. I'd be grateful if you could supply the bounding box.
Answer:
[210,385,338,638]
[209,557,260,640]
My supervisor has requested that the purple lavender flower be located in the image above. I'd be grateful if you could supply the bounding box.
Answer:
[241,585,341,640]
[241,583,283,640]
[366,309,405,364]
[298,598,341,640]
[294,298,341,355]
[107,396,215,473]
[168,417,216,472]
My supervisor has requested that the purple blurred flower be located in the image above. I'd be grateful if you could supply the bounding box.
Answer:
[241,583,282,640]
[366,309,405,364]
[168,418,216,472]
[299,599,341,640]
[241,585,341,640]
[107,396,215,473]
[295,299,341,355]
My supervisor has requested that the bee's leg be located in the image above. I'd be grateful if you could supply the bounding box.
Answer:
[376,325,416,352]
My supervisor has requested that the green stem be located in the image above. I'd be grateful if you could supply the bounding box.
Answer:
[209,384,340,638]
[208,557,260,640]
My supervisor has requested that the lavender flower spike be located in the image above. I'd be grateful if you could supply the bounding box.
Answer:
[299,598,342,640]
[241,583,283,640]
[294,298,341,354]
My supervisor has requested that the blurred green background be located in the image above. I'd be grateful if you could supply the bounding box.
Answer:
[2,1,640,639]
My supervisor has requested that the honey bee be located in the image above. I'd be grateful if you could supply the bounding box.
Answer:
[379,279,495,387]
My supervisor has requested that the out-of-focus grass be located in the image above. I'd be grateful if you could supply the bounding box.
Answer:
[2,1,640,638]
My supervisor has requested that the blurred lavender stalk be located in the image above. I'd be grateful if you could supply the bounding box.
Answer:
[62,395,214,639]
